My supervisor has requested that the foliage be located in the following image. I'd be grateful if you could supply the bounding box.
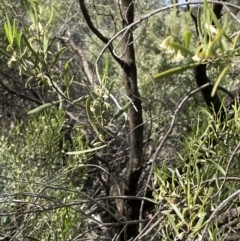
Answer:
[1,0,240,240]
[153,105,240,240]
[154,0,240,95]
[0,107,89,240]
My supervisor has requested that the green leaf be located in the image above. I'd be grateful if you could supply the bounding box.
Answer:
[197,7,203,40]
[211,65,230,97]
[169,42,193,56]
[170,203,187,224]
[183,31,192,49]
[24,0,39,24]
[231,33,240,51]
[86,98,104,142]
[0,48,11,57]
[51,47,67,67]
[45,3,54,29]
[206,25,227,57]
[166,213,179,236]
[208,160,226,175]
[43,32,50,57]
[63,59,71,93]
[203,0,212,45]
[193,214,206,233]
[154,63,199,81]
[73,95,88,103]
[102,54,109,86]
[22,34,39,60]
[13,23,22,51]
[27,100,62,114]
[113,102,131,120]
[207,186,214,197]
[4,15,13,45]
[66,144,107,155]
[204,0,211,29]
[210,8,222,29]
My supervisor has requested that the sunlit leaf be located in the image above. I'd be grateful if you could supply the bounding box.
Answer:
[66,144,107,155]
[154,63,199,81]
[211,65,230,97]
[183,30,192,49]
[231,32,240,51]
[4,15,13,45]
[169,42,193,56]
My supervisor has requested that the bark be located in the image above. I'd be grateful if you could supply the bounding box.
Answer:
[121,0,143,239]
[194,64,224,118]
[79,1,143,239]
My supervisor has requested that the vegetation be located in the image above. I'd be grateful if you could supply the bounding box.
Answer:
[1,0,240,240]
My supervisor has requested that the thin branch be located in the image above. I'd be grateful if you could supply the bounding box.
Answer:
[61,30,94,87]
[144,83,215,214]
[200,189,240,241]
[79,0,125,68]
[211,141,240,198]
[95,1,240,67]
[79,0,109,43]
[0,71,43,105]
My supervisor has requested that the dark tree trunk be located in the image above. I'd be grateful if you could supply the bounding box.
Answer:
[121,0,143,239]
[194,2,225,118]
[79,1,143,239]
[194,64,224,118]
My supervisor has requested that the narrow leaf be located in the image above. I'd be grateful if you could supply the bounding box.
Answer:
[183,31,192,49]
[210,8,222,29]
[86,98,103,141]
[23,0,36,24]
[195,213,206,229]
[166,213,179,235]
[170,203,186,224]
[154,63,199,81]
[232,33,240,51]
[14,24,22,50]
[28,100,62,114]
[22,34,38,59]
[66,144,107,155]
[73,95,88,103]
[169,42,193,56]
[51,47,67,67]
[102,54,109,86]
[45,4,54,29]
[197,7,204,40]
[208,160,226,175]
[211,65,230,97]
[4,15,13,45]
[113,102,131,120]
[0,48,11,57]
[43,32,50,57]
